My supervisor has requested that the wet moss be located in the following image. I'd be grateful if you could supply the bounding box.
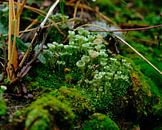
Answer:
[50,87,95,120]
[14,95,75,130]
[10,87,95,130]
[25,108,50,130]
[0,89,7,116]
[0,99,7,116]
[127,70,160,124]
[82,113,119,130]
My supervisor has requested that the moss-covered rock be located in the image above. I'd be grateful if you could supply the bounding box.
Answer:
[50,87,95,120]
[13,95,75,130]
[21,28,160,130]
[25,108,50,130]
[82,113,119,130]
[9,87,95,130]
[125,70,160,127]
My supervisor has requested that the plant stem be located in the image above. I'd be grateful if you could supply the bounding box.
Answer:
[7,0,26,81]
[114,34,162,75]
[40,0,60,28]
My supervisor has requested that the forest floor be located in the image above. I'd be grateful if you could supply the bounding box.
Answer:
[0,0,162,130]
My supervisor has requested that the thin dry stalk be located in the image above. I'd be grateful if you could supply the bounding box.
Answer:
[40,0,60,28]
[7,0,27,81]
[66,2,115,25]
[19,19,39,37]
[19,0,60,70]
[14,2,46,17]
[72,0,81,27]
[74,21,162,33]
[75,23,162,75]
[114,35,162,75]
[7,0,16,80]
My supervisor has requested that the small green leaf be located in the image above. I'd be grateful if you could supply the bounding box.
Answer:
[37,53,46,64]
[0,22,7,34]
[15,37,28,52]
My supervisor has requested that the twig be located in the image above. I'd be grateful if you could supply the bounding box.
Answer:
[114,34,162,75]
[3,19,160,37]
[72,0,81,28]
[74,23,108,31]
[49,21,65,37]
[15,0,62,37]
[10,0,60,85]
[16,0,27,18]
[75,23,162,32]
[18,27,41,70]
[18,31,48,79]
[19,18,81,34]
[94,6,116,25]
[18,0,60,69]
[19,19,39,37]
[14,1,46,17]
[90,24,162,32]
[40,0,60,28]
[10,30,48,85]
[75,23,162,75]
[2,18,81,37]
[66,2,115,25]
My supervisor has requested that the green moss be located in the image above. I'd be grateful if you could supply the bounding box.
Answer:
[121,36,162,99]
[0,99,7,116]
[13,86,95,129]
[24,64,66,90]
[153,104,162,119]
[14,94,75,130]
[82,113,119,130]
[127,70,160,122]
[0,89,7,116]
[79,55,132,116]
[50,87,94,119]
[95,0,161,98]
[25,108,50,130]
[21,26,161,130]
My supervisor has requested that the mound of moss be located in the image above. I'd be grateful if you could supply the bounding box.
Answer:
[23,28,161,129]
[0,88,7,117]
[13,94,75,130]
[0,99,6,116]
[50,87,94,119]
[82,113,119,130]
[10,87,95,129]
